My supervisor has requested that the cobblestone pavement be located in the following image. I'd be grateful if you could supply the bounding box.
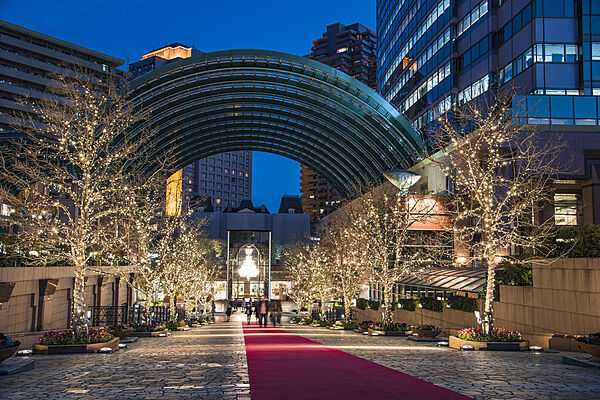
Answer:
[284,324,600,400]
[0,316,249,400]
[2,314,600,400]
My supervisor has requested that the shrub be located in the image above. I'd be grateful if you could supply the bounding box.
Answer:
[368,322,412,332]
[494,258,533,300]
[0,333,20,349]
[457,327,523,342]
[131,322,167,332]
[368,300,380,310]
[446,295,480,312]
[356,298,368,310]
[415,324,438,330]
[577,332,600,345]
[40,328,113,345]
[555,225,600,258]
[397,299,417,311]
[419,297,445,312]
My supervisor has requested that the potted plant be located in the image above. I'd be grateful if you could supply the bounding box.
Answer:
[412,324,442,338]
[449,327,528,351]
[108,324,134,339]
[0,333,21,365]
[33,328,118,354]
[298,317,312,325]
[577,333,600,361]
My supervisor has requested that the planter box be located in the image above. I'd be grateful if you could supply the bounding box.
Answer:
[413,329,441,338]
[176,325,190,331]
[578,342,600,361]
[33,337,119,354]
[368,328,410,336]
[0,345,20,365]
[110,329,134,339]
[130,329,169,337]
[449,336,529,351]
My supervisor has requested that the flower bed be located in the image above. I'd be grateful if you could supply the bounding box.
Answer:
[0,333,21,365]
[107,324,134,339]
[33,328,118,354]
[577,333,600,361]
[298,318,312,325]
[412,324,442,338]
[449,327,528,351]
[368,322,412,336]
[130,322,169,337]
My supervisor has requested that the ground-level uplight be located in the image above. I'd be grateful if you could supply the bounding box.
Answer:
[461,345,474,351]
[16,349,33,356]
[118,343,127,349]
[437,341,449,347]
[98,347,113,353]
[530,346,543,352]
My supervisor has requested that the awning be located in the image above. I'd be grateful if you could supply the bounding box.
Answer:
[398,267,487,293]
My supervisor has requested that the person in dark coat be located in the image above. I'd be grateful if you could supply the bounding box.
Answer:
[245,303,253,324]
[226,301,232,322]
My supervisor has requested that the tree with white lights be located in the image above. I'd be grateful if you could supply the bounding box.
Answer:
[349,185,448,325]
[0,73,155,332]
[430,95,561,332]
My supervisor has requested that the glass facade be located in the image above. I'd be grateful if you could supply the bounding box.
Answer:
[377,0,600,131]
[377,0,600,225]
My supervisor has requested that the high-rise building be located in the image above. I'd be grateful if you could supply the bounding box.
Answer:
[301,22,378,223]
[129,44,252,213]
[0,19,125,136]
[377,0,600,225]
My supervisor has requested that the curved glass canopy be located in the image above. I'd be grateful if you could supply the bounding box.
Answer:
[127,49,425,195]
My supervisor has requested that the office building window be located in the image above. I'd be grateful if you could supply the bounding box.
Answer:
[554,193,578,225]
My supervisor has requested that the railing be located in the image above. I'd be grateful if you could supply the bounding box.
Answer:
[89,305,187,326]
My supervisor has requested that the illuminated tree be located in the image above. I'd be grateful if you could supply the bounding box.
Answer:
[319,214,369,323]
[430,95,561,332]
[0,73,155,332]
[349,186,449,325]
[284,242,315,317]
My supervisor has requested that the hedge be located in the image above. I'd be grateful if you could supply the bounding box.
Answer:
[446,295,480,312]
[418,297,445,312]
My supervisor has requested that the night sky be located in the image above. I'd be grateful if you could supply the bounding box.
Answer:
[0,0,376,212]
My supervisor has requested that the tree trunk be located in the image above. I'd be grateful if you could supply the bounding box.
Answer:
[320,295,326,320]
[169,292,176,322]
[343,295,351,323]
[483,259,497,334]
[383,282,393,326]
[72,263,87,335]
[144,288,153,325]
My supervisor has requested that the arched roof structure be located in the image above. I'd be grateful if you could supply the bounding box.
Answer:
[127,49,425,195]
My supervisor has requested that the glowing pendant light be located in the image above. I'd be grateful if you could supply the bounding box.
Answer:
[238,247,259,280]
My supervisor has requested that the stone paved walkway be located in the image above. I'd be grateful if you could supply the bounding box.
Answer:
[1,313,599,399]
[0,317,249,400]
[285,324,600,400]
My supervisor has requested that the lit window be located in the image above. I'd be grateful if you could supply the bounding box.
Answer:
[336,47,348,53]
[554,193,578,225]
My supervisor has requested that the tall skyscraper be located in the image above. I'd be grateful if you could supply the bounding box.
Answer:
[302,22,378,223]
[129,44,252,213]
[377,0,600,225]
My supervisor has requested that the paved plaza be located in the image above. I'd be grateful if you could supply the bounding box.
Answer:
[1,314,599,399]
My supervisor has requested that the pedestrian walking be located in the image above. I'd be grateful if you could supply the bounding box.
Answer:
[271,302,282,327]
[245,303,253,324]
[258,299,269,328]
[211,301,216,321]
[226,301,232,322]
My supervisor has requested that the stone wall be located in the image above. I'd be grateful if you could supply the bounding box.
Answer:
[494,258,600,336]
[355,258,600,348]
[0,266,132,347]
[354,306,477,337]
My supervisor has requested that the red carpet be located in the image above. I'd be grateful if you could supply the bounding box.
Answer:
[242,323,470,400]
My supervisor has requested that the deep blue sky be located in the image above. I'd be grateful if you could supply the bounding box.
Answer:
[0,0,376,212]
